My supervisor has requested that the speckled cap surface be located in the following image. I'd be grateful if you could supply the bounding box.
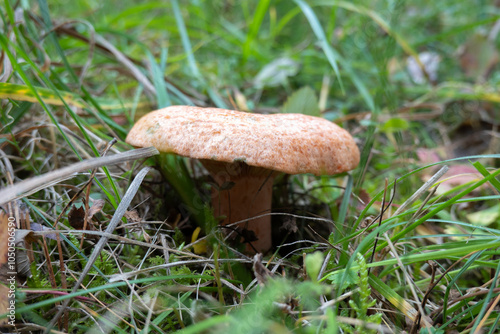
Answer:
[126,106,360,176]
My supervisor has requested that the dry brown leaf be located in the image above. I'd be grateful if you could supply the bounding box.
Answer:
[356,188,372,211]
[0,209,32,281]
[31,223,57,240]
[68,204,100,243]
[280,218,298,233]
[459,34,499,80]
[0,284,11,326]
[0,211,10,266]
[439,165,483,189]
[87,199,105,220]
[416,148,441,165]
[124,210,142,224]
[68,200,105,231]
[143,230,152,243]
[416,148,485,193]
[252,253,272,286]
[68,206,86,230]
[406,51,441,84]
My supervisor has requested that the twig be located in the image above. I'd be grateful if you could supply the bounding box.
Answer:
[94,35,156,95]
[393,165,449,217]
[0,147,158,206]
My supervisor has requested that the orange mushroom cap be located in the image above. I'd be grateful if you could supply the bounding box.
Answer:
[125,106,360,175]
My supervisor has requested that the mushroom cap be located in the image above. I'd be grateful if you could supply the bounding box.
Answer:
[126,106,360,176]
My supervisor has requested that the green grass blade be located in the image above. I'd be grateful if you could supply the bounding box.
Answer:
[0,83,85,107]
[37,0,79,83]
[337,173,353,238]
[293,0,375,111]
[442,251,483,322]
[370,239,500,269]
[170,0,227,108]
[148,48,171,108]
[353,154,500,233]
[470,259,500,333]
[368,274,419,321]
[0,36,81,160]
[293,0,344,93]
[313,0,422,66]
[176,315,231,334]
[242,0,271,64]
[473,160,500,192]
[384,167,500,250]
[157,153,206,228]
[1,32,122,207]
[170,0,201,80]
[4,275,215,318]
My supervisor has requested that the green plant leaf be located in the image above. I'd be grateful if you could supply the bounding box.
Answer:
[327,266,359,289]
[282,86,320,116]
[381,117,409,133]
[305,251,325,281]
[466,204,500,226]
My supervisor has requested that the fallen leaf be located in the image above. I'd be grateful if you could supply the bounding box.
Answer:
[282,86,320,117]
[437,165,483,192]
[191,227,207,254]
[280,218,298,233]
[416,149,486,194]
[15,229,36,244]
[466,204,500,226]
[87,199,105,220]
[406,51,441,84]
[0,211,10,266]
[416,148,441,165]
[0,284,10,326]
[356,188,372,211]
[233,88,249,112]
[31,223,57,240]
[459,34,499,80]
[253,57,299,89]
[252,253,272,286]
[124,210,142,224]
[68,206,86,229]
[143,230,152,243]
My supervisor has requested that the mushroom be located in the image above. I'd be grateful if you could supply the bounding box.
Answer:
[126,106,360,253]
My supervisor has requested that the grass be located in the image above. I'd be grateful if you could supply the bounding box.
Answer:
[1,0,500,333]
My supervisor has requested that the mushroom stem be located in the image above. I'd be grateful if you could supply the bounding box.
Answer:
[201,160,275,253]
